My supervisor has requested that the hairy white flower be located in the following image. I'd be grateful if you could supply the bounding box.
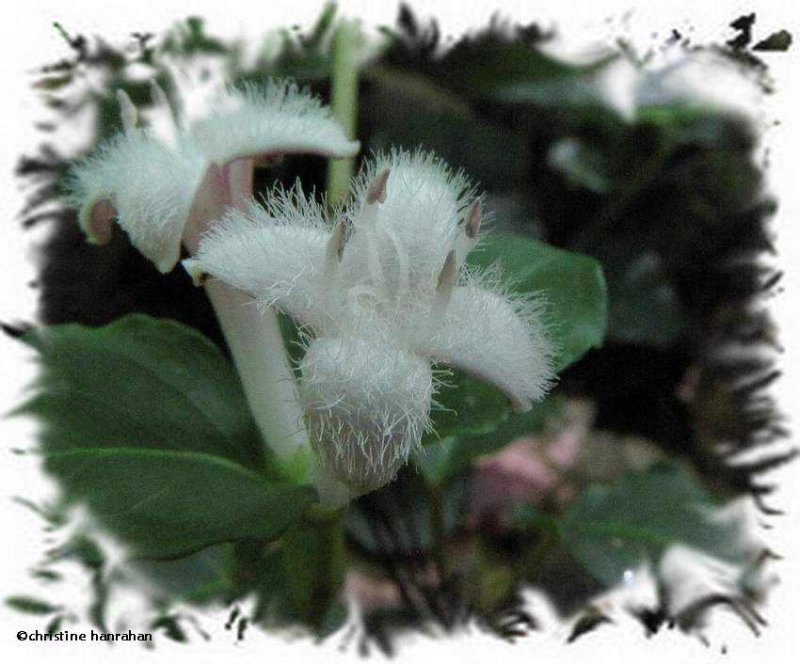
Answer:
[68,71,360,272]
[185,149,554,494]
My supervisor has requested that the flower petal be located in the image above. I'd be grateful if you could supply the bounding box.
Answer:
[70,77,359,273]
[300,336,433,494]
[189,80,360,165]
[69,130,206,272]
[414,284,554,411]
[343,149,476,291]
[183,199,332,327]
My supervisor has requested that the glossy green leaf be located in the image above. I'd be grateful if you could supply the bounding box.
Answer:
[17,315,262,470]
[559,463,747,587]
[436,38,614,101]
[45,448,316,558]
[426,370,512,443]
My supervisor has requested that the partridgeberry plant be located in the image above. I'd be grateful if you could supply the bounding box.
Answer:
[69,70,554,505]
[11,12,785,646]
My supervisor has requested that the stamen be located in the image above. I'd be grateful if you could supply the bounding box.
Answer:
[454,198,482,265]
[465,199,482,239]
[325,219,348,276]
[358,172,390,297]
[436,250,457,309]
[366,169,391,204]
[116,90,138,134]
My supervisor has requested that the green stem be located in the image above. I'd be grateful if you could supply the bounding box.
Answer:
[282,509,347,633]
[326,18,360,205]
[428,483,448,575]
[525,516,559,581]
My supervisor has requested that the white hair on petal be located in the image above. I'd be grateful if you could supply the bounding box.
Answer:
[67,129,206,272]
[190,80,360,164]
[343,148,477,292]
[258,180,331,232]
[300,336,434,495]
[184,192,331,328]
[418,282,554,412]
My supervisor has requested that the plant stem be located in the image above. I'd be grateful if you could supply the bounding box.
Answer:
[326,18,360,206]
[282,508,347,633]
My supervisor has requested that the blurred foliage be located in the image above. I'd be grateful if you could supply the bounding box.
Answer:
[557,463,751,587]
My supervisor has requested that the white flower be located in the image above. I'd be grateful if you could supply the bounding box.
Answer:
[185,149,554,494]
[68,69,360,272]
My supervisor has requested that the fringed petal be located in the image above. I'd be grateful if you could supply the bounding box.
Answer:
[343,149,477,292]
[68,131,206,272]
[300,336,433,495]
[189,80,360,165]
[69,76,359,273]
[183,200,332,327]
[415,284,554,412]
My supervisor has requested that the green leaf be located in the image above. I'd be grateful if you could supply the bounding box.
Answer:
[468,232,608,372]
[5,596,60,615]
[558,463,747,587]
[16,315,262,470]
[436,38,614,101]
[426,370,512,442]
[45,448,316,558]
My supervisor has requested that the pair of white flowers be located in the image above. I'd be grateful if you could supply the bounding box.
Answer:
[70,69,553,503]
